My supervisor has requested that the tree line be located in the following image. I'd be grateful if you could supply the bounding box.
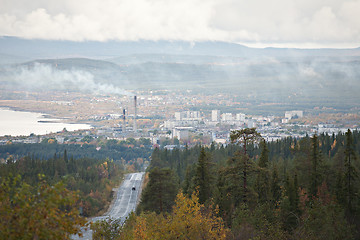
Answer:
[107,128,360,239]
[0,150,124,217]
[0,137,152,163]
[0,137,153,238]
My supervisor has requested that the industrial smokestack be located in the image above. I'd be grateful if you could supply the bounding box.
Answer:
[122,109,126,133]
[134,96,137,132]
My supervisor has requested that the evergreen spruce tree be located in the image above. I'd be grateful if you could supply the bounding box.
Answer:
[183,165,194,196]
[255,140,270,203]
[270,166,281,207]
[293,173,300,215]
[258,140,269,168]
[193,148,212,204]
[64,149,68,164]
[310,134,323,196]
[344,129,358,212]
[281,174,299,232]
[139,167,179,213]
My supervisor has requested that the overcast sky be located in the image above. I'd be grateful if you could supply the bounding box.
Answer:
[0,0,359,48]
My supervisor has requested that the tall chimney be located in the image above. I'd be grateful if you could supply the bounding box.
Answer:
[134,96,137,132]
[122,109,126,133]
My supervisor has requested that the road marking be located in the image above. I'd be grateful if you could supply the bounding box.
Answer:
[72,172,144,240]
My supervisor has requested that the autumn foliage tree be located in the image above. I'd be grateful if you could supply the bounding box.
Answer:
[108,191,229,240]
[89,130,360,238]
[0,175,87,239]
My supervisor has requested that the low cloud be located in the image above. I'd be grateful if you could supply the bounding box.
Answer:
[0,0,359,48]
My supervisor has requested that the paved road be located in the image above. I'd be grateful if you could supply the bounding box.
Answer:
[73,172,144,240]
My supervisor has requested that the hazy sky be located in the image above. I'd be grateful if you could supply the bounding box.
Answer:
[0,0,359,48]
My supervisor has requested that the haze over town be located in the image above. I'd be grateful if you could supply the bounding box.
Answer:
[1,1,360,239]
[0,0,359,147]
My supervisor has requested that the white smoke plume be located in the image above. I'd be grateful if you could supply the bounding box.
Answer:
[13,63,134,96]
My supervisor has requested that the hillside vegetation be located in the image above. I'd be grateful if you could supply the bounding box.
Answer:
[98,129,360,239]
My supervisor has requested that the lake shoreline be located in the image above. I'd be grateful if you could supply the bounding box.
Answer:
[0,108,92,137]
[1,106,67,121]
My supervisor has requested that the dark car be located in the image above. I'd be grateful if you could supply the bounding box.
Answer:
[132,186,136,190]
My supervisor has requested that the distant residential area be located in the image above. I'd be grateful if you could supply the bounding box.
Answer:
[1,89,357,149]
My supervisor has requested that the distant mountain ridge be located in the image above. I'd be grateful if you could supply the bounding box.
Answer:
[1,37,360,111]
[1,36,360,61]
[7,55,360,97]
[23,58,122,72]
[13,57,228,89]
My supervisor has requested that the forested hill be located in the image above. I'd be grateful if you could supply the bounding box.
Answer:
[3,129,359,239]
[0,152,124,238]
[1,37,359,59]
[0,137,151,238]
[0,138,152,163]
[132,129,360,239]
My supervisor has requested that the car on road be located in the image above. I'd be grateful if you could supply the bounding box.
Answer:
[132,186,136,190]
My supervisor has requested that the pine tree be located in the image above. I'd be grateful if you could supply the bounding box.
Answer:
[230,128,262,204]
[230,128,262,155]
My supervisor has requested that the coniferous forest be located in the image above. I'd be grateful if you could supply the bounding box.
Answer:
[0,152,124,239]
[1,129,360,239]
[0,137,151,239]
[0,153,124,217]
[0,137,152,162]
[95,129,360,239]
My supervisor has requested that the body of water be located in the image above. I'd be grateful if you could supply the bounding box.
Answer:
[0,108,92,137]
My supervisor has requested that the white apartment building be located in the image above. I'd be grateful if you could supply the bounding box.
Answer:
[211,110,220,122]
[222,113,233,122]
[285,110,303,119]
[175,111,201,121]
[236,113,246,122]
